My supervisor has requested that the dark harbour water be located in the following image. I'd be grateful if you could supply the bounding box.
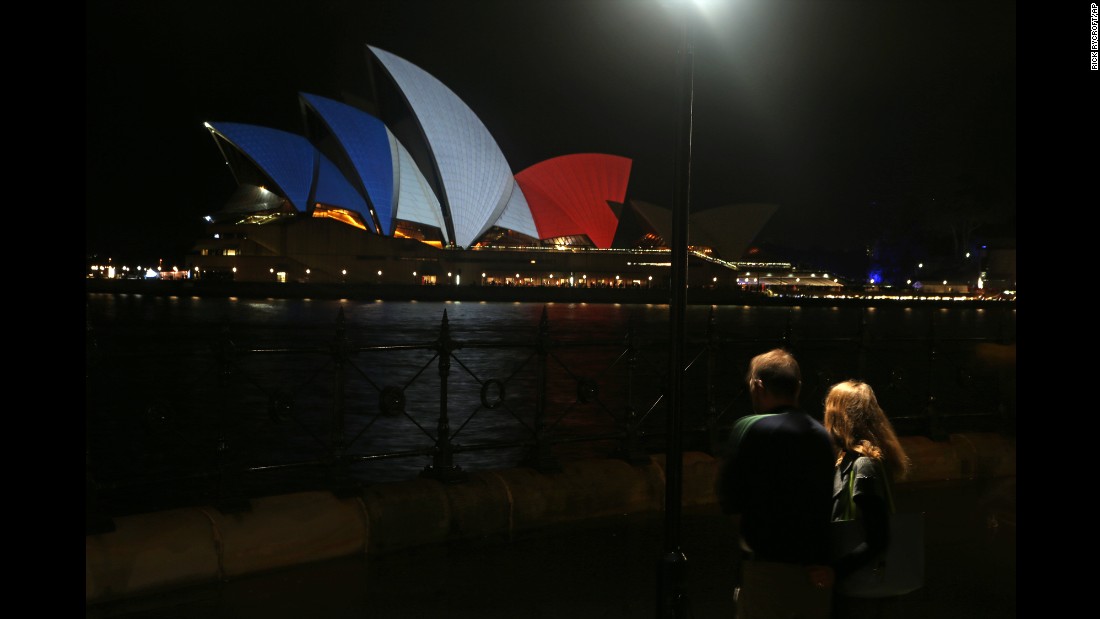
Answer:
[85,294,1016,516]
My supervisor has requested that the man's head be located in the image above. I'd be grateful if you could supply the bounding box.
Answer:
[746,348,801,411]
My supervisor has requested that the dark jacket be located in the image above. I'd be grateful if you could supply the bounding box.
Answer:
[831,452,892,581]
[716,407,836,565]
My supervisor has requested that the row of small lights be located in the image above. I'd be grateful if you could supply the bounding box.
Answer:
[247,268,655,283]
[472,246,672,253]
[92,265,849,285]
[91,265,727,282]
[89,264,182,278]
[93,264,981,291]
[733,271,838,284]
[813,294,1010,302]
[89,264,176,272]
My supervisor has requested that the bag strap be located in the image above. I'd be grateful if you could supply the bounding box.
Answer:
[845,457,896,519]
[844,465,857,520]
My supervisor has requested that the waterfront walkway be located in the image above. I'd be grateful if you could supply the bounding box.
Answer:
[86,476,1015,619]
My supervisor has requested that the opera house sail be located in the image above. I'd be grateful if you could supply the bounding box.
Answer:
[190,45,777,289]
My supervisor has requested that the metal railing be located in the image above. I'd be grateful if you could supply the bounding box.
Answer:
[85,303,1016,531]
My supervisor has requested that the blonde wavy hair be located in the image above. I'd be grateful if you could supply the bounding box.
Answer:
[823,380,910,481]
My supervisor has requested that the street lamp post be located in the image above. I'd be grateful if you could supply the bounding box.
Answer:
[659,2,695,618]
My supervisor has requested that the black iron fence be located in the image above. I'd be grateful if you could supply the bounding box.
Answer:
[85,303,1016,530]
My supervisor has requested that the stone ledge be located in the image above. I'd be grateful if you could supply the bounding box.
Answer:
[86,432,1015,604]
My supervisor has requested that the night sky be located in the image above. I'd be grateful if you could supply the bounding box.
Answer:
[86,0,1016,266]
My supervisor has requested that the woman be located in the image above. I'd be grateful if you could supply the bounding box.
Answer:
[823,380,911,619]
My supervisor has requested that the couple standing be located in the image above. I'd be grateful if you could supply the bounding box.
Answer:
[716,348,910,619]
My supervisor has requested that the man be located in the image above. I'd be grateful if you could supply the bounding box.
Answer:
[716,348,837,619]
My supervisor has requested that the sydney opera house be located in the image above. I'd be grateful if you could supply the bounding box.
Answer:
[188,45,788,290]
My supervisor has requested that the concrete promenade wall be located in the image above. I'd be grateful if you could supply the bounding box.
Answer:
[85,432,1015,605]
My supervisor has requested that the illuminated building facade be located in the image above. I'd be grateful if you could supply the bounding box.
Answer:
[189,46,776,288]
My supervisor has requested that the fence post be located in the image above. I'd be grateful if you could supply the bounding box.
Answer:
[857,307,870,379]
[997,305,1016,435]
[422,310,466,482]
[523,306,561,473]
[925,311,947,440]
[704,307,720,455]
[328,307,359,497]
[213,435,250,513]
[85,315,115,535]
[213,323,250,513]
[620,315,650,465]
[781,310,796,355]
